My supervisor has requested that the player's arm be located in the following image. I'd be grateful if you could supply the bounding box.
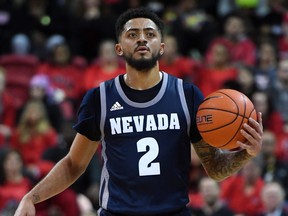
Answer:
[193,113,263,181]
[14,133,100,216]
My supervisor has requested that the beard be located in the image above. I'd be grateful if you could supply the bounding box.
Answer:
[123,51,161,72]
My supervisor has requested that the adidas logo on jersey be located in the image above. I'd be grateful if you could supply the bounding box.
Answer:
[110,102,124,111]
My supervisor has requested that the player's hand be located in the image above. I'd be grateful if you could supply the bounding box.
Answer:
[237,112,263,157]
[14,196,36,216]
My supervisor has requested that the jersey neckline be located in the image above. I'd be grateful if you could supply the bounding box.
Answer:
[115,72,168,108]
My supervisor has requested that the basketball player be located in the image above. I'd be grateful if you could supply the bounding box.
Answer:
[14,7,263,216]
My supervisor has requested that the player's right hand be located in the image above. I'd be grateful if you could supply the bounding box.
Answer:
[14,196,36,216]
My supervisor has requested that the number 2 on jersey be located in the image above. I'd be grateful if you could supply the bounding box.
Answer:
[137,137,160,176]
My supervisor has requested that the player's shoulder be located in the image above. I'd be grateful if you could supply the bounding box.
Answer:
[163,71,204,99]
[80,86,101,109]
[182,80,200,91]
[182,80,204,100]
[84,75,119,98]
[85,86,100,98]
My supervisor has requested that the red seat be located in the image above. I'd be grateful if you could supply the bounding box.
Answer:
[0,54,39,107]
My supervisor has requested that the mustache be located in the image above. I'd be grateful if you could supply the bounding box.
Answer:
[135,42,149,51]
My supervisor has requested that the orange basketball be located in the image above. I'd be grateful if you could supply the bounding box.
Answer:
[196,89,257,150]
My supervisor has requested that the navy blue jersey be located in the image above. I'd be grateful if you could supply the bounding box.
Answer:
[74,72,204,215]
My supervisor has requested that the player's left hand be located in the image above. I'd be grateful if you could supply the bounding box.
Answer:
[237,112,263,157]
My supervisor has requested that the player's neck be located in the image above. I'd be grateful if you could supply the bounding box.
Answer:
[124,66,162,90]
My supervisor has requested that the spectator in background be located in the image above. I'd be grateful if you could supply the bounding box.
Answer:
[83,39,125,91]
[10,100,58,181]
[44,34,66,57]
[278,13,288,60]
[189,177,234,216]
[205,13,256,66]
[260,182,288,216]
[258,130,288,201]
[275,129,288,164]
[0,149,32,215]
[0,67,17,147]
[268,59,288,125]
[236,65,258,99]
[70,0,118,61]
[198,42,238,96]
[44,34,88,70]
[255,0,288,39]
[251,90,285,136]
[159,34,200,83]
[0,33,39,110]
[25,74,64,133]
[217,0,238,18]
[37,39,85,121]
[254,40,278,91]
[220,158,265,216]
[10,33,31,55]
[0,148,81,216]
[170,0,218,56]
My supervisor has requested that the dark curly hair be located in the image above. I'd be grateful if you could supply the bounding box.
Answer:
[0,148,24,185]
[115,7,164,42]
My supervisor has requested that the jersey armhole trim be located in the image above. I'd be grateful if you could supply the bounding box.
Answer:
[177,79,191,136]
[99,82,106,139]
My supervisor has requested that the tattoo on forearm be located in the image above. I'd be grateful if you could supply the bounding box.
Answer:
[32,194,40,203]
[193,140,252,181]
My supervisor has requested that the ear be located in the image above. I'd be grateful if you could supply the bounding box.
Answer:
[160,42,165,55]
[115,44,123,56]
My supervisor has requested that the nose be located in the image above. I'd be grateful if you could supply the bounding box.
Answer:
[137,32,147,43]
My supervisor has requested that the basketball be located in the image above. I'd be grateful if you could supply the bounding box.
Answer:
[196,89,257,150]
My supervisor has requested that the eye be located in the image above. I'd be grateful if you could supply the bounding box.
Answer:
[147,32,155,37]
[128,32,137,38]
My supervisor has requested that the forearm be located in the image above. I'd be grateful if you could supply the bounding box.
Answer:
[193,140,253,181]
[24,155,85,204]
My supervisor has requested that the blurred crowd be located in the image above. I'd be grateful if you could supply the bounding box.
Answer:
[1,0,288,215]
